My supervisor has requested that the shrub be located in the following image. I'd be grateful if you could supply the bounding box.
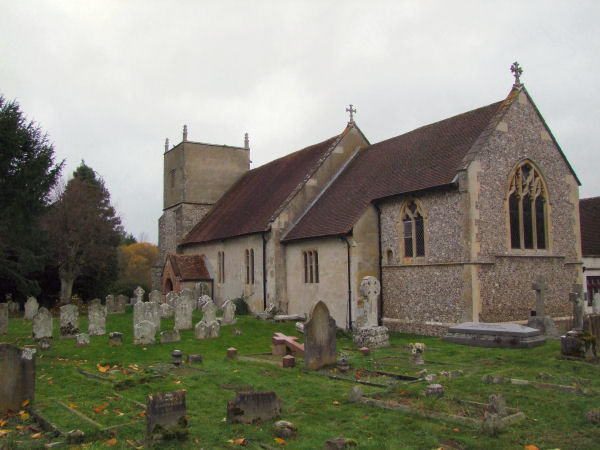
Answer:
[232,295,250,315]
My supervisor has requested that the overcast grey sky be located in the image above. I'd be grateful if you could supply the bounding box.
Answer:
[2,1,598,244]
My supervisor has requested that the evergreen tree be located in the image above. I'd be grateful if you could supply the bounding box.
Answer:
[0,96,63,299]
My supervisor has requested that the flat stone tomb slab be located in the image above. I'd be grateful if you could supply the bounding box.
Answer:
[444,322,546,348]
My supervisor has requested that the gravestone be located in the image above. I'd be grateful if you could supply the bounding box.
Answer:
[7,300,20,315]
[569,285,585,330]
[105,295,116,313]
[226,391,282,424]
[527,275,559,338]
[24,296,39,320]
[116,294,128,313]
[593,293,600,314]
[357,276,379,328]
[443,322,546,348]
[109,332,123,346]
[149,290,162,304]
[160,303,174,319]
[174,298,193,330]
[194,320,220,339]
[146,390,187,442]
[89,298,102,308]
[33,307,53,341]
[76,333,90,347]
[0,303,7,335]
[88,303,107,336]
[134,301,160,331]
[202,301,217,322]
[221,300,236,325]
[304,301,337,370]
[134,320,156,345]
[531,275,547,317]
[0,344,36,413]
[160,330,181,344]
[166,291,178,307]
[197,295,211,311]
[180,289,194,307]
[134,286,145,304]
[59,304,79,339]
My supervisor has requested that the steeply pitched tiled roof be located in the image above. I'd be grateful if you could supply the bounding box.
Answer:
[168,254,211,280]
[283,99,506,241]
[580,197,600,256]
[181,134,343,245]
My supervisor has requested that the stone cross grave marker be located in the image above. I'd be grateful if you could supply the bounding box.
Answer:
[134,286,145,304]
[134,320,156,345]
[531,275,548,317]
[0,303,7,335]
[304,300,337,370]
[33,307,53,341]
[0,344,36,413]
[59,304,79,339]
[359,276,380,328]
[221,300,236,325]
[24,296,38,320]
[149,290,162,304]
[146,390,187,441]
[174,298,192,330]
[88,303,107,336]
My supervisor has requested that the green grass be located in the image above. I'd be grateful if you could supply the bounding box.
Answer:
[1,309,600,449]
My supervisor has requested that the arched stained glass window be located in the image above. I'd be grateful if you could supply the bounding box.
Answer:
[401,200,425,258]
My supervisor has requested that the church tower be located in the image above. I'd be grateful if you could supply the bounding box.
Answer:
[152,126,250,290]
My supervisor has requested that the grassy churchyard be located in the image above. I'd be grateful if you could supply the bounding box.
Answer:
[1,307,600,449]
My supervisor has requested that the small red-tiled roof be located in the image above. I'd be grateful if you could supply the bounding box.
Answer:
[168,254,211,280]
[283,99,506,241]
[580,197,600,257]
[181,134,343,245]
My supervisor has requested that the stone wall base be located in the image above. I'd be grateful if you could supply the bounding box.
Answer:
[353,326,390,348]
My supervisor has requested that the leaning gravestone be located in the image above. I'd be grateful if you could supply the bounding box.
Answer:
[221,300,237,325]
[304,301,337,370]
[88,303,107,336]
[24,296,39,320]
[0,303,7,335]
[60,304,79,339]
[146,390,187,442]
[134,301,160,330]
[149,290,162,304]
[0,344,36,413]
[174,299,193,330]
[160,303,174,319]
[134,320,156,345]
[33,307,53,342]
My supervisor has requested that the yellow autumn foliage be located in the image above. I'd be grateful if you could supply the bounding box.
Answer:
[117,242,158,289]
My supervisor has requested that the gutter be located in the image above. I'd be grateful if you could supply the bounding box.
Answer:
[262,232,267,310]
[374,203,383,325]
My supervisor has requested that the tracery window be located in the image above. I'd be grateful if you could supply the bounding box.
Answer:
[401,200,425,258]
[508,161,548,250]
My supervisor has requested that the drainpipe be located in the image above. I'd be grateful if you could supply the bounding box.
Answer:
[343,235,352,331]
[262,232,267,310]
[374,203,383,325]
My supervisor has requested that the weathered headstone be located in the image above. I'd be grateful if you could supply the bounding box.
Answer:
[194,320,220,339]
[226,391,282,424]
[105,294,117,313]
[174,298,193,330]
[358,276,380,328]
[160,303,174,319]
[88,303,107,336]
[197,295,211,311]
[166,291,178,307]
[76,333,90,347]
[24,296,39,320]
[160,330,181,344]
[221,300,236,325]
[134,320,156,345]
[180,289,194,307]
[149,290,162,304]
[304,301,337,370]
[134,286,145,304]
[569,286,585,331]
[7,300,20,315]
[146,390,187,442]
[0,344,36,413]
[202,301,217,322]
[116,294,128,313]
[134,301,160,331]
[33,307,53,341]
[89,298,102,308]
[0,303,7,335]
[59,304,79,339]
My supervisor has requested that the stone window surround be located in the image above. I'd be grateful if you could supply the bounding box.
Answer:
[506,159,550,252]
[398,198,427,263]
[244,248,255,285]
[303,250,319,283]
[217,251,225,284]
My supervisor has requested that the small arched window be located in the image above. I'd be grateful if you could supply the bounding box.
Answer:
[508,161,548,250]
[401,200,425,258]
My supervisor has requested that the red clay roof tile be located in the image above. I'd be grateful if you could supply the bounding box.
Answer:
[168,254,211,280]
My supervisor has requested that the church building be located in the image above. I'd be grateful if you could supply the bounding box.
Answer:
[153,65,582,336]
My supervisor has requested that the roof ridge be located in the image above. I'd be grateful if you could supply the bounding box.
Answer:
[267,126,350,226]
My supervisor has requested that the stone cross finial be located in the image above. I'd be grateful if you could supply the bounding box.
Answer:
[244,132,249,150]
[183,125,188,142]
[531,275,548,317]
[346,104,356,124]
[510,61,523,86]
[164,138,169,152]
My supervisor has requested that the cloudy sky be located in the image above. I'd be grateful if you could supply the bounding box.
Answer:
[2,1,598,244]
